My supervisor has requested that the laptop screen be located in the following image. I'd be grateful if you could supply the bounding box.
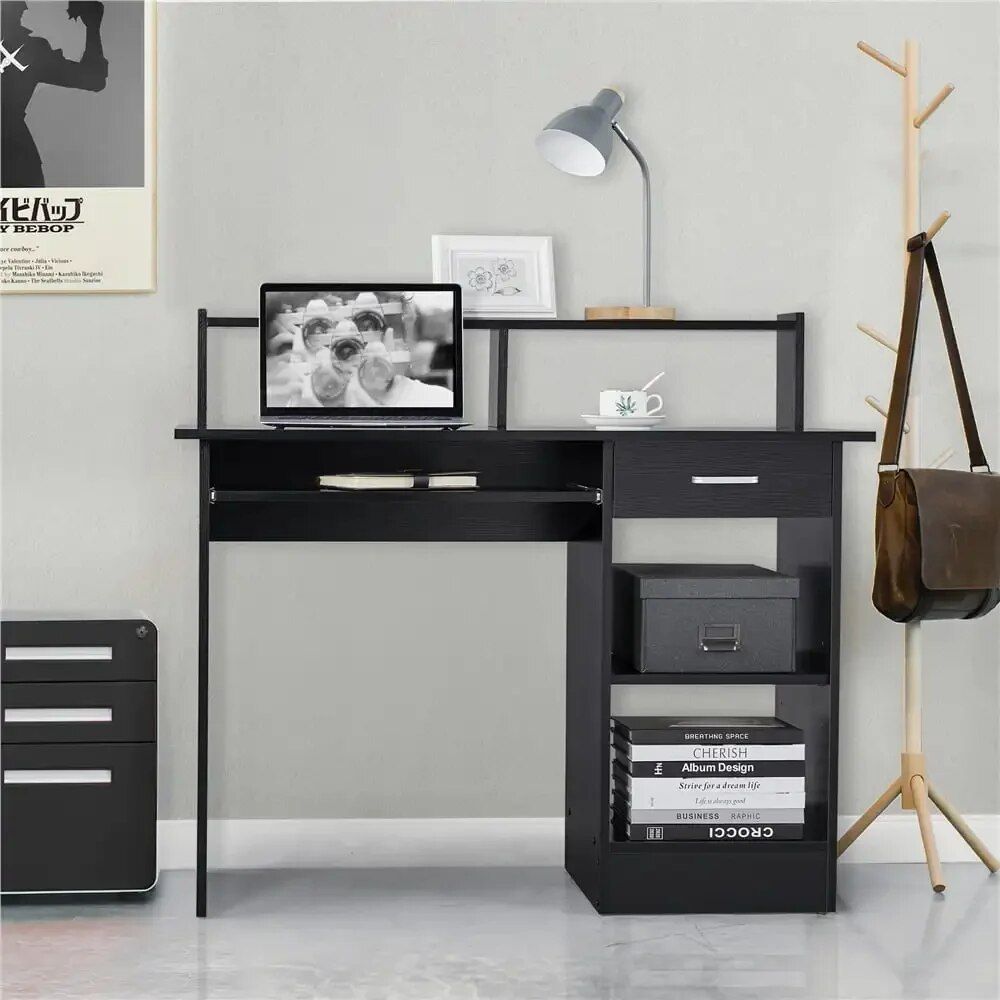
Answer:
[260,284,462,419]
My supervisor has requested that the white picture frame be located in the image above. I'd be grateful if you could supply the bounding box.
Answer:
[432,235,556,318]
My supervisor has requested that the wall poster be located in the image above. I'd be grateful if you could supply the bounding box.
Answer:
[1,0,155,293]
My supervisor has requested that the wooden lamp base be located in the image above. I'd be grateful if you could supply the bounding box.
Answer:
[584,305,677,321]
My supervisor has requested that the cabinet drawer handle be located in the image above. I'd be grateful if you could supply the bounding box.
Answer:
[3,769,112,785]
[691,476,759,485]
[4,708,113,724]
[4,646,113,662]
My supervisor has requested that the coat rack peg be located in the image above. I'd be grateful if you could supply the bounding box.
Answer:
[914,84,955,128]
[865,395,910,432]
[858,40,907,77]
[925,211,951,240]
[857,322,898,353]
[929,446,955,469]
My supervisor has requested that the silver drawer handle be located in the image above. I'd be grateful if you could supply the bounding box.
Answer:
[700,624,742,652]
[4,769,112,785]
[691,476,759,485]
[4,708,112,724]
[4,646,113,662]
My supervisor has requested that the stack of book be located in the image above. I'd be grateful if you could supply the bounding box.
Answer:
[612,716,806,842]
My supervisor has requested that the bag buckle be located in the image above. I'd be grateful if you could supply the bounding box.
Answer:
[878,464,899,474]
[971,464,993,474]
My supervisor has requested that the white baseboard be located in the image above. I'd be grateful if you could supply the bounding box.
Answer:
[157,814,1000,871]
[837,812,1000,864]
[158,817,564,871]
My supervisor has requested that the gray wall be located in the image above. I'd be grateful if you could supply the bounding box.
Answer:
[2,2,997,821]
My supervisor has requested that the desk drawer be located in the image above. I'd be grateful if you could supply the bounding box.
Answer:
[2,682,155,744]
[1,620,156,683]
[613,442,832,518]
[2,743,157,893]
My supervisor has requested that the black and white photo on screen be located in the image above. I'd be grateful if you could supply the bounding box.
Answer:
[263,290,457,409]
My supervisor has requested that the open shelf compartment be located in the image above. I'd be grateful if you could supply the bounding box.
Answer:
[206,437,606,542]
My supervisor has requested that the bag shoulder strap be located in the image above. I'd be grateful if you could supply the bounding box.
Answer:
[879,233,990,472]
[925,241,989,470]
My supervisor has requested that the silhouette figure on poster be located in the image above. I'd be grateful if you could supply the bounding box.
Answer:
[1,1,108,188]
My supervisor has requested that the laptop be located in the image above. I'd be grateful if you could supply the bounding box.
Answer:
[260,283,468,427]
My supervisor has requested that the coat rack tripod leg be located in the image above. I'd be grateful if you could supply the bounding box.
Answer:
[910,778,945,893]
[837,616,947,893]
[927,785,1000,872]
[837,777,901,855]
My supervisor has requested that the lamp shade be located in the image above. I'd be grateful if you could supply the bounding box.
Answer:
[536,88,624,177]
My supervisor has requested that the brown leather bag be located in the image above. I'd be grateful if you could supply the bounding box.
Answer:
[872,233,1000,623]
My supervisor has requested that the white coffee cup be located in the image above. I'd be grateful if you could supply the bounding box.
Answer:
[599,389,663,418]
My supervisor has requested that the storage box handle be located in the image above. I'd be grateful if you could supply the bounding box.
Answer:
[690,476,759,485]
[699,624,741,652]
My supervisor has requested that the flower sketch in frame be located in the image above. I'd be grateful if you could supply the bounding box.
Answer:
[459,255,533,302]
[494,258,518,283]
[431,236,556,318]
[466,265,496,293]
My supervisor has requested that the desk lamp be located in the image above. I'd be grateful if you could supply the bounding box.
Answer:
[537,88,675,320]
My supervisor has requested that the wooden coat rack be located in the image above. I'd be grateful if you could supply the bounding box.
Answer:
[838,39,998,892]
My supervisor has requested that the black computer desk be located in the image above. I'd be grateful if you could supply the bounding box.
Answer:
[176,311,874,917]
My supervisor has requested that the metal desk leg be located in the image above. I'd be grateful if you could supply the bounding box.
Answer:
[197,442,210,916]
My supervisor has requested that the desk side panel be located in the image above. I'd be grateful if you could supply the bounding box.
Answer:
[564,443,614,907]
[776,442,841,911]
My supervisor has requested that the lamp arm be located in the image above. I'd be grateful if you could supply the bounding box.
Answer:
[611,120,651,307]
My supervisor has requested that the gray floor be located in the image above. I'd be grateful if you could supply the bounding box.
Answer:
[1,865,997,1000]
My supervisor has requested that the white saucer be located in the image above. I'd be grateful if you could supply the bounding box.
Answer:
[581,414,666,431]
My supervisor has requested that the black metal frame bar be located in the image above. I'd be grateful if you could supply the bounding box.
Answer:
[479,314,805,431]
[198,311,805,433]
[776,312,806,432]
[488,327,509,429]
[196,309,256,429]
[196,441,210,917]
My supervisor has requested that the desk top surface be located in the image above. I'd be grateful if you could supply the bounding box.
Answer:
[176,426,875,443]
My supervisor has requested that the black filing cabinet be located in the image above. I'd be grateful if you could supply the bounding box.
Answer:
[1,619,157,894]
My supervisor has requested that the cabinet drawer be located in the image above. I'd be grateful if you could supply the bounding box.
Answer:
[613,442,832,517]
[2,743,156,893]
[1,620,156,683]
[2,682,155,744]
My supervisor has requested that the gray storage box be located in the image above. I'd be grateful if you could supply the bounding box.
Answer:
[613,564,799,674]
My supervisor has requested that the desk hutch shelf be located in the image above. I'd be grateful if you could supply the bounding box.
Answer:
[177,311,873,917]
